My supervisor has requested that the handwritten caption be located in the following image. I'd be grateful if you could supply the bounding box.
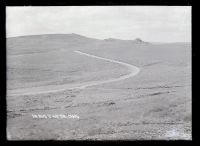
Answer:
[32,114,79,119]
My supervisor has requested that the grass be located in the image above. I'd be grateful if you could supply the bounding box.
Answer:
[7,34,191,140]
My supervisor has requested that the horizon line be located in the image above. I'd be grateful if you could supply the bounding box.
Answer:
[6,33,191,43]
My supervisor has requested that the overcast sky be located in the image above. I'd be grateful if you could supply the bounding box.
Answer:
[6,6,191,42]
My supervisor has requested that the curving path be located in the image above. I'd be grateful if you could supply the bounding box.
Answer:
[8,51,140,96]
[74,51,140,88]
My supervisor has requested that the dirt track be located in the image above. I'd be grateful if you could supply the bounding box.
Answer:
[7,50,140,96]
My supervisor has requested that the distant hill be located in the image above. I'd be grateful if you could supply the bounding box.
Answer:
[7,33,103,55]
[104,37,149,44]
[8,33,150,45]
[7,33,100,45]
[132,38,144,43]
[7,33,102,55]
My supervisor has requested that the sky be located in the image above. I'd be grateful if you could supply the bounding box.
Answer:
[6,6,191,42]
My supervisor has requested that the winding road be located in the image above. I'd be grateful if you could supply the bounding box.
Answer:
[8,51,140,96]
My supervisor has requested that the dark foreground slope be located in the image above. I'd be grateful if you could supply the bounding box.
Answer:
[7,34,191,140]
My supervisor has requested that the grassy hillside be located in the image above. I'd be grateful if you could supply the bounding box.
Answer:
[7,34,191,140]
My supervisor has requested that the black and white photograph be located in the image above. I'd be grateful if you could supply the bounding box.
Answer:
[6,6,191,140]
